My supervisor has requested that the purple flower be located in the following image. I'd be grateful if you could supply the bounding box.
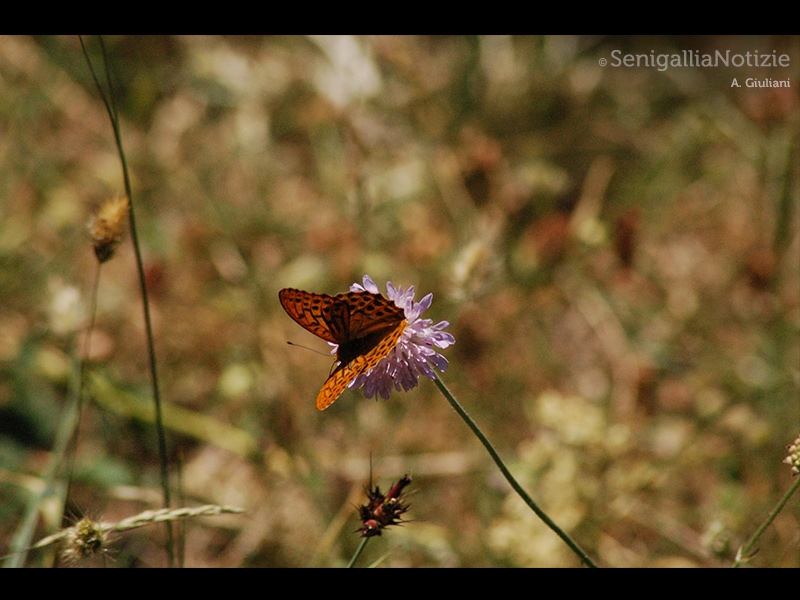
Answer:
[335,275,455,401]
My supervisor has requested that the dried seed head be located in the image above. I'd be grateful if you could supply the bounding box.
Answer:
[357,474,412,537]
[29,505,244,563]
[784,434,800,475]
[89,196,129,263]
[61,517,110,562]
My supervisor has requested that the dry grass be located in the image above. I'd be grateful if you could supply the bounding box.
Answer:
[1,35,798,567]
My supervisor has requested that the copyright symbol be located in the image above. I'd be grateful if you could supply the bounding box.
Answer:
[599,58,607,66]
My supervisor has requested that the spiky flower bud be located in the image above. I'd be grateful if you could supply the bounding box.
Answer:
[358,474,412,537]
[88,195,129,263]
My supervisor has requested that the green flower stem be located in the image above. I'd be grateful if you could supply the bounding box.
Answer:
[733,474,800,567]
[434,376,598,568]
[347,537,369,568]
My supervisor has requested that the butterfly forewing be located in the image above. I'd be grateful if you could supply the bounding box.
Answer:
[340,292,406,339]
[278,288,340,343]
[279,287,408,410]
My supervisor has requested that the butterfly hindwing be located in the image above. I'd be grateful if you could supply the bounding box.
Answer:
[316,318,408,410]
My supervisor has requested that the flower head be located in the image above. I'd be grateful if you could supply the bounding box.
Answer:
[358,474,413,537]
[785,434,800,475]
[60,517,111,563]
[341,275,455,401]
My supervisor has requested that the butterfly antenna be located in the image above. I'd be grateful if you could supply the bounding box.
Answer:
[286,341,330,357]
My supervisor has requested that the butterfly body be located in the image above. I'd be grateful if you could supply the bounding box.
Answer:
[279,288,407,410]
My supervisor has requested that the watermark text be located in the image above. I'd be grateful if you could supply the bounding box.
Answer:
[600,49,791,72]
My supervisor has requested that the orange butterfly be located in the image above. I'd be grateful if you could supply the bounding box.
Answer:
[279,287,408,410]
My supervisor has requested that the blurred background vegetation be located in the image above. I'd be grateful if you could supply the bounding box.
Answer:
[0,35,798,567]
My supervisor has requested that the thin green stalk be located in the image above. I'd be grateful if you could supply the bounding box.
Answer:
[79,35,175,567]
[433,376,598,568]
[62,261,101,503]
[733,474,800,567]
[3,263,101,568]
[346,537,370,568]
[772,125,797,256]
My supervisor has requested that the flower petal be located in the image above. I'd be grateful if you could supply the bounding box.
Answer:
[346,276,455,401]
